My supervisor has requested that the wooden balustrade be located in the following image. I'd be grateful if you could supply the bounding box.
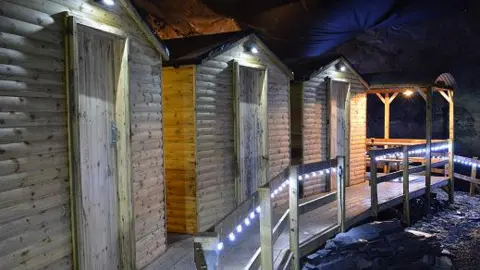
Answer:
[368,141,452,224]
[194,157,345,270]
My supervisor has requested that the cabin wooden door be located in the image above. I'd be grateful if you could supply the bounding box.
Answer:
[329,80,349,190]
[73,24,120,269]
[234,63,268,203]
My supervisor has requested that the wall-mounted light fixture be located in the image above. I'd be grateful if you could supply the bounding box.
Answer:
[335,62,346,72]
[102,0,114,6]
[250,46,259,54]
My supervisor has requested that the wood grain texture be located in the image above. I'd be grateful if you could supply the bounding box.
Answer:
[295,59,367,195]
[0,0,167,269]
[162,66,197,234]
[194,38,290,231]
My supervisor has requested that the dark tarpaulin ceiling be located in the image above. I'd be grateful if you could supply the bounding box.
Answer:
[132,0,471,61]
[200,0,469,59]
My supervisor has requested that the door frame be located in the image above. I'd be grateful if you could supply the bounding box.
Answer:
[65,15,134,269]
[326,77,351,189]
[233,60,269,203]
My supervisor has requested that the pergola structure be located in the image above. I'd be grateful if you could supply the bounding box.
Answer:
[364,72,456,205]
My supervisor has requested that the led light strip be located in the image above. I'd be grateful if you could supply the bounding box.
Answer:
[216,166,337,252]
[373,143,450,161]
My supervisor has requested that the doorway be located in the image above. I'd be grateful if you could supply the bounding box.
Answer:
[68,16,132,269]
[234,62,268,203]
[328,80,350,190]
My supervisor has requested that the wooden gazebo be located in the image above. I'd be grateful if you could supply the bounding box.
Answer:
[364,72,456,203]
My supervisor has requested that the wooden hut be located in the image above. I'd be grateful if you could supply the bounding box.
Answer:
[0,0,168,269]
[290,56,369,195]
[162,32,293,234]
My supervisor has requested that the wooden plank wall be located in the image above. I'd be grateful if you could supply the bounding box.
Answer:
[195,39,291,231]
[0,0,167,269]
[301,61,366,195]
[162,66,197,234]
[129,40,166,268]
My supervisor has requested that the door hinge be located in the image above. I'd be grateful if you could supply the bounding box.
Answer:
[111,121,117,146]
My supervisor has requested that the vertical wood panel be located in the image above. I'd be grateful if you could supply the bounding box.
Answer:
[73,24,119,269]
[162,66,196,234]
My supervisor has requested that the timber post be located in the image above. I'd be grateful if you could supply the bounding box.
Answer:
[369,152,379,219]
[448,90,455,203]
[337,156,346,232]
[425,87,433,212]
[258,187,273,270]
[469,157,479,195]
[402,146,410,226]
[194,232,220,270]
[288,166,300,270]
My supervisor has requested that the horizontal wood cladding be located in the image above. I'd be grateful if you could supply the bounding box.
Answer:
[300,62,367,193]
[0,1,70,269]
[195,40,291,231]
[162,66,197,234]
[0,0,167,269]
[130,40,166,268]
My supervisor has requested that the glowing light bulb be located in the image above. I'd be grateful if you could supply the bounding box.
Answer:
[103,0,114,5]
[249,211,255,219]
[244,217,250,226]
[229,232,235,241]
[217,242,224,251]
[236,224,242,233]
[256,206,261,213]
[403,90,414,97]
[250,46,258,54]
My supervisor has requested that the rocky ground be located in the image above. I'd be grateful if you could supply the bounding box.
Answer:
[302,190,480,270]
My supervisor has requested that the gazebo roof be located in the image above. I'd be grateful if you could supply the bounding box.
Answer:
[363,72,456,90]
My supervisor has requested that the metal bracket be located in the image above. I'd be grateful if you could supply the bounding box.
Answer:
[111,121,117,145]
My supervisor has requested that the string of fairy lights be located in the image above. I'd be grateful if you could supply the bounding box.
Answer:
[216,165,337,252]
[216,142,478,252]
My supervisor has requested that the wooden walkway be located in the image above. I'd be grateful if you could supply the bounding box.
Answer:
[145,175,449,270]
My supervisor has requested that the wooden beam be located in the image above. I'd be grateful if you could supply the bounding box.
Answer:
[384,93,390,140]
[425,87,432,212]
[448,90,455,203]
[439,90,451,103]
[369,154,379,219]
[114,38,135,270]
[376,93,386,104]
[454,173,480,185]
[417,88,427,101]
[258,187,273,270]
[389,92,399,103]
[337,157,346,232]
[469,157,479,195]
[402,146,410,226]
[288,166,300,270]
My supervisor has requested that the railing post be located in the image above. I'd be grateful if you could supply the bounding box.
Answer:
[469,157,478,195]
[337,157,346,232]
[402,146,410,226]
[194,232,219,270]
[425,87,432,213]
[258,187,273,270]
[448,90,455,203]
[288,166,300,270]
[369,152,378,219]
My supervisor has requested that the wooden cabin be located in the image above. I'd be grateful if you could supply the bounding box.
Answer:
[0,0,169,269]
[162,32,293,234]
[290,56,369,195]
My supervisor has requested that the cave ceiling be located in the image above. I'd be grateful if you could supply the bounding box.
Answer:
[132,0,474,70]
